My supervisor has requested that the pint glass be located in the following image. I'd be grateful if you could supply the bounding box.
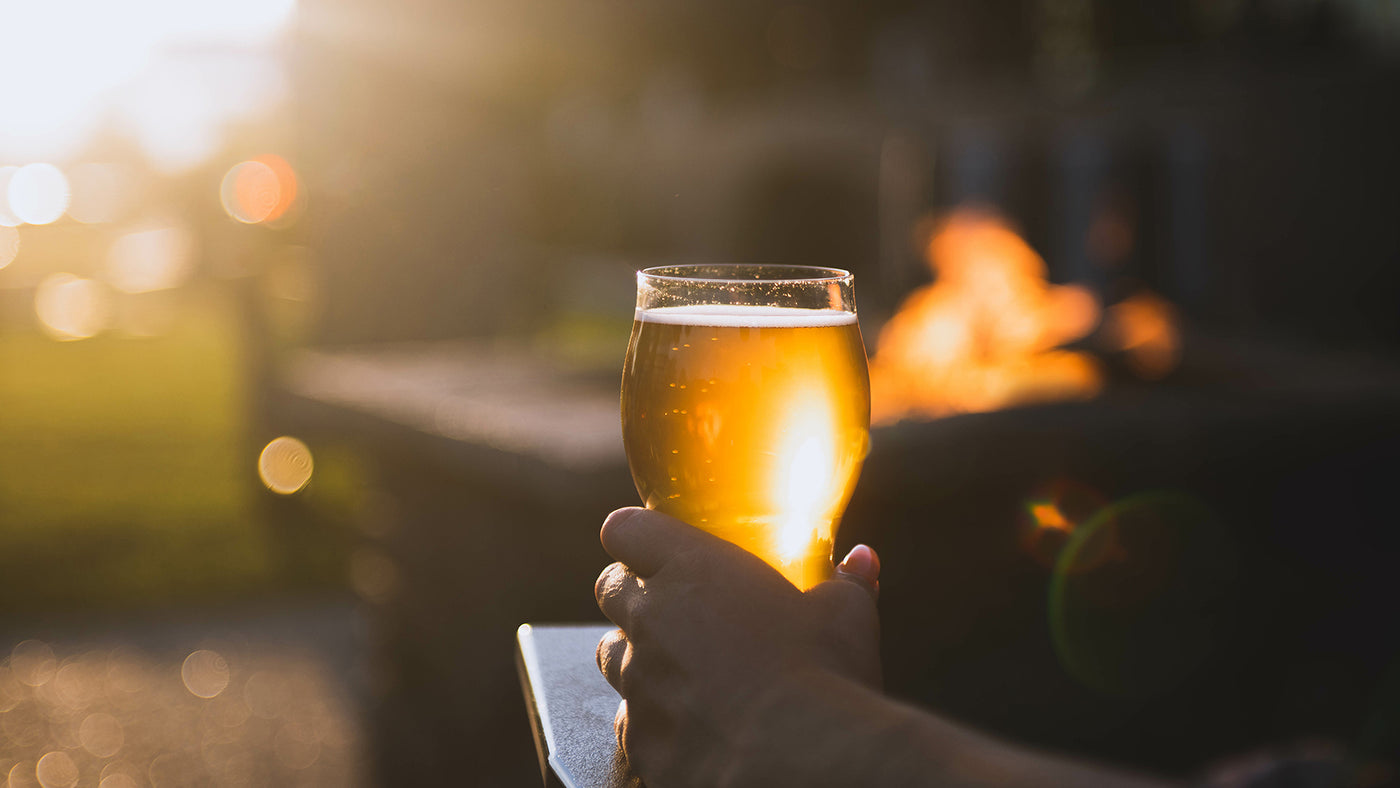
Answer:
[621,265,871,589]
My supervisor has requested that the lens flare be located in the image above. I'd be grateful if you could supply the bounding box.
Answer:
[8,163,70,225]
[258,436,314,494]
[1049,492,1234,697]
[34,273,110,340]
[1020,479,1113,570]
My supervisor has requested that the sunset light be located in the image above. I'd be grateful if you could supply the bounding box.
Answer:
[0,0,296,166]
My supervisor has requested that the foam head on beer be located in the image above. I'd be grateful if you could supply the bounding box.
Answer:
[622,301,871,590]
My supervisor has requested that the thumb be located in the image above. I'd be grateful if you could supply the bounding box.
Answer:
[834,544,880,601]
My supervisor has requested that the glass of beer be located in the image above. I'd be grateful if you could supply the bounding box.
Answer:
[621,265,870,590]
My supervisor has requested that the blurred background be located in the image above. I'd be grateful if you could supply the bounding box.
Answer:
[2,0,1399,785]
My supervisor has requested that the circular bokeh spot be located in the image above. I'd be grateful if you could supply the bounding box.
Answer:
[257,436,314,495]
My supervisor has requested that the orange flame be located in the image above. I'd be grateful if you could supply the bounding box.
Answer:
[870,207,1103,424]
[1102,291,1181,380]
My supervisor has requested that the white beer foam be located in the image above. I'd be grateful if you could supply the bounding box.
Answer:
[638,304,856,327]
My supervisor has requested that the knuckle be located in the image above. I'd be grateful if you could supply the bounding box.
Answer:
[595,562,627,603]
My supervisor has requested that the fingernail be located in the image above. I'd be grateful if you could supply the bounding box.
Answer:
[603,508,640,529]
[838,544,880,583]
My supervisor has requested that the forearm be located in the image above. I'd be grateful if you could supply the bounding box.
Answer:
[730,673,1183,788]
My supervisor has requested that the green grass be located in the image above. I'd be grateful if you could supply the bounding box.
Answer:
[0,287,354,612]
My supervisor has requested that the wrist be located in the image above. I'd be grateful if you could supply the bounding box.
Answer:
[720,669,910,788]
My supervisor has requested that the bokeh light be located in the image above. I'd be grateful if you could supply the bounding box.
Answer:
[34,273,111,340]
[98,775,138,788]
[8,164,71,225]
[11,640,58,687]
[106,223,194,293]
[0,167,23,226]
[0,225,19,270]
[7,762,37,788]
[220,155,298,224]
[35,751,79,788]
[258,436,314,494]
[79,713,125,758]
[181,650,231,699]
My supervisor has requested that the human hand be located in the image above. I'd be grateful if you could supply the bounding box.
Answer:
[594,507,881,787]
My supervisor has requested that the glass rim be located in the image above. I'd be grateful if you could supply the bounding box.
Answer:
[638,264,853,285]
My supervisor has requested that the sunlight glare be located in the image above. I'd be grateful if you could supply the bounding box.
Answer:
[772,390,840,564]
[0,1,298,163]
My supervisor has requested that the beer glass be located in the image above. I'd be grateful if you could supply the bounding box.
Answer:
[621,265,871,589]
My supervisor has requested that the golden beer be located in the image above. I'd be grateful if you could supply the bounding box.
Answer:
[622,304,870,589]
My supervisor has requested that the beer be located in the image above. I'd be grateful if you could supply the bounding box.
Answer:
[622,304,870,589]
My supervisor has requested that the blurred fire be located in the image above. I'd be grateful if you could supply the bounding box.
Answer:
[870,207,1103,424]
[1102,291,1181,380]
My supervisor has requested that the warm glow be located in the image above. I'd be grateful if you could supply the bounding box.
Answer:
[106,222,194,293]
[1103,291,1181,380]
[220,155,298,224]
[0,226,18,270]
[7,163,70,225]
[773,390,841,564]
[870,206,1103,423]
[34,273,110,340]
[258,436,314,494]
